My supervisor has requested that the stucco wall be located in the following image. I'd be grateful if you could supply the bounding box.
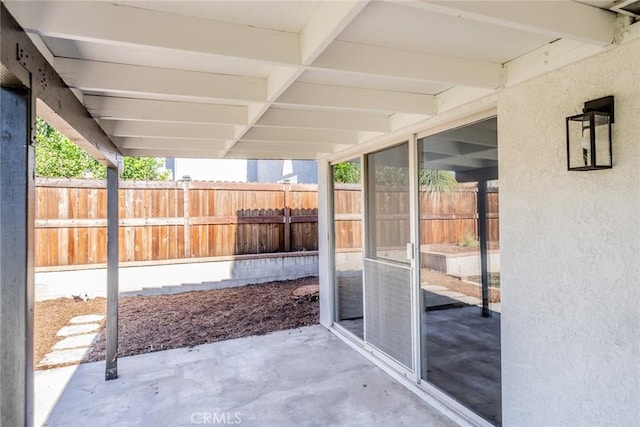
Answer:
[499,39,640,425]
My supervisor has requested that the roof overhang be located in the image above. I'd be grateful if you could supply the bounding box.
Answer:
[3,0,634,161]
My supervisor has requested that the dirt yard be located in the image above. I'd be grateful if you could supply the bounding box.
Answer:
[35,297,107,368]
[34,277,318,369]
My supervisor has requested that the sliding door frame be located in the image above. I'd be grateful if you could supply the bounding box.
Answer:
[325,106,498,427]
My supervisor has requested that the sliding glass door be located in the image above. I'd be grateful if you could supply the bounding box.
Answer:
[363,143,414,370]
[330,119,502,424]
[418,118,502,425]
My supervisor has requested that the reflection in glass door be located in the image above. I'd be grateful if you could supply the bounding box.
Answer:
[418,118,502,425]
[332,159,364,339]
[363,143,414,370]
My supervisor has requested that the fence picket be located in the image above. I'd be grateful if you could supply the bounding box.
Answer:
[33,179,498,267]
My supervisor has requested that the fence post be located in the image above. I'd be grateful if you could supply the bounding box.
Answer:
[284,183,291,252]
[182,179,191,258]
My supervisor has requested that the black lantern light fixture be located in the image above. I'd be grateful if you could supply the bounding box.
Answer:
[566,96,614,171]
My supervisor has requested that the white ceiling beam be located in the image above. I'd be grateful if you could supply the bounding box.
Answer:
[300,1,369,65]
[223,1,367,158]
[56,58,266,103]
[435,87,496,114]
[276,82,436,114]
[113,137,230,151]
[256,108,389,132]
[233,141,348,154]
[122,148,227,159]
[504,39,602,87]
[5,1,300,64]
[389,113,432,132]
[84,96,247,125]
[237,66,302,139]
[100,120,235,140]
[224,150,324,160]
[313,40,501,88]
[266,66,302,102]
[403,0,616,46]
[242,127,359,145]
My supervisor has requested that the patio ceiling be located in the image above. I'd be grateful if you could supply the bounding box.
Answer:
[4,0,620,160]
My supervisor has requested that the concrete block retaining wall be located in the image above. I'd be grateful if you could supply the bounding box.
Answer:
[35,252,318,301]
[421,251,500,277]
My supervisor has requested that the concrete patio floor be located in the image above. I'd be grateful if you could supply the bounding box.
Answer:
[36,325,457,427]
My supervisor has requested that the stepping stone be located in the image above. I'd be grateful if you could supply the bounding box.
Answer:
[52,333,97,350]
[458,296,482,305]
[69,314,104,324]
[422,285,447,291]
[38,348,88,367]
[437,290,466,298]
[57,323,100,337]
[291,285,319,300]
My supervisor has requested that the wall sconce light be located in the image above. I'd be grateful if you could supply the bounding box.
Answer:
[566,96,614,171]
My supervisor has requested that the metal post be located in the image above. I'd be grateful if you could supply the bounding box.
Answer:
[105,167,119,380]
[477,180,490,317]
[0,86,35,426]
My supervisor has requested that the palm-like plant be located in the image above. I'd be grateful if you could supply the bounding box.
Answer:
[419,169,458,193]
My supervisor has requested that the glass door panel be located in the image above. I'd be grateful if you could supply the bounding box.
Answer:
[332,159,364,339]
[364,143,414,370]
[418,119,502,425]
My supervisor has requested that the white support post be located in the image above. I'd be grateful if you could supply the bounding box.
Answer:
[317,158,334,328]
[105,167,119,380]
[408,133,422,382]
[0,86,35,427]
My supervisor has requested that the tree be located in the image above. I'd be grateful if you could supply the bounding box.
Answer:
[35,118,107,179]
[333,161,361,183]
[120,157,170,181]
[35,118,170,180]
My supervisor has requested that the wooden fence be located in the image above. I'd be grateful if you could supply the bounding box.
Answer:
[35,179,318,267]
[333,183,499,251]
[35,179,498,268]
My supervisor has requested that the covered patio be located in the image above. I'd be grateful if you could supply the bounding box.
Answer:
[1,1,639,426]
[36,326,456,427]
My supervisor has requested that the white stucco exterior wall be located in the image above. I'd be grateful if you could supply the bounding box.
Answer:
[499,38,640,426]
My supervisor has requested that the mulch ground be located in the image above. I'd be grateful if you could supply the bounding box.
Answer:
[35,271,493,369]
[34,277,318,369]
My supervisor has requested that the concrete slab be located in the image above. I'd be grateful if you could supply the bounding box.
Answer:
[423,306,501,425]
[69,314,104,324]
[56,323,100,337]
[52,333,97,350]
[39,326,456,427]
[34,365,77,427]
